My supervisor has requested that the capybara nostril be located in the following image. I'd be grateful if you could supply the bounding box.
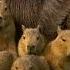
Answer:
[27,45,36,54]
[27,45,35,50]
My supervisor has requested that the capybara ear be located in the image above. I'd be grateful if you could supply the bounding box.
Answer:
[22,25,26,32]
[57,26,62,34]
[37,25,40,30]
[37,25,42,33]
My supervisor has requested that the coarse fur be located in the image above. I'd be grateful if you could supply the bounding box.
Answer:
[4,0,70,42]
[18,25,47,56]
[11,55,50,70]
[43,29,70,70]
[0,51,13,70]
[18,25,70,70]
[0,0,17,60]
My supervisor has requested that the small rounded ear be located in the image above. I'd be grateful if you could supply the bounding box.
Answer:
[22,25,25,31]
[57,26,62,34]
[37,25,44,34]
[37,25,41,32]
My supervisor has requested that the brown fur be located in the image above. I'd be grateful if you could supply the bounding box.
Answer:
[0,51,13,70]
[11,55,50,70]
[18,25,70,70]
[5,0,70,42]
[0,0,17,60]
[43,30,70,70]
[18,25,47,56]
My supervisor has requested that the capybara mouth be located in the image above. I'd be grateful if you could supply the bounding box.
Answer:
[28,49,37,55]
[28,48,43,55]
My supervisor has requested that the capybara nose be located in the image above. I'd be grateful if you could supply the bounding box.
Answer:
[27,45,35,54]
[27,45,35,51]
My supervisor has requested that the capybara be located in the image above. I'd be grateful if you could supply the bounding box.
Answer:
[11,55,50,70]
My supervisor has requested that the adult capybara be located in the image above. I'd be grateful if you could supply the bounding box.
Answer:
[4,0,70,42]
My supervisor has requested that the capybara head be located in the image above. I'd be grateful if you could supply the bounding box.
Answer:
[52,27,70,57]
[46,29,70,70]
[11,55,50,70]
[56,29,70,56]
[18,25,47,55]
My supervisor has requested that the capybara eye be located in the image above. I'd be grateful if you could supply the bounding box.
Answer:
[37,36,39,40]
[61,38,66,42]
[15,67,18,70]
[23,36,25,39]
[5,7,7,11]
